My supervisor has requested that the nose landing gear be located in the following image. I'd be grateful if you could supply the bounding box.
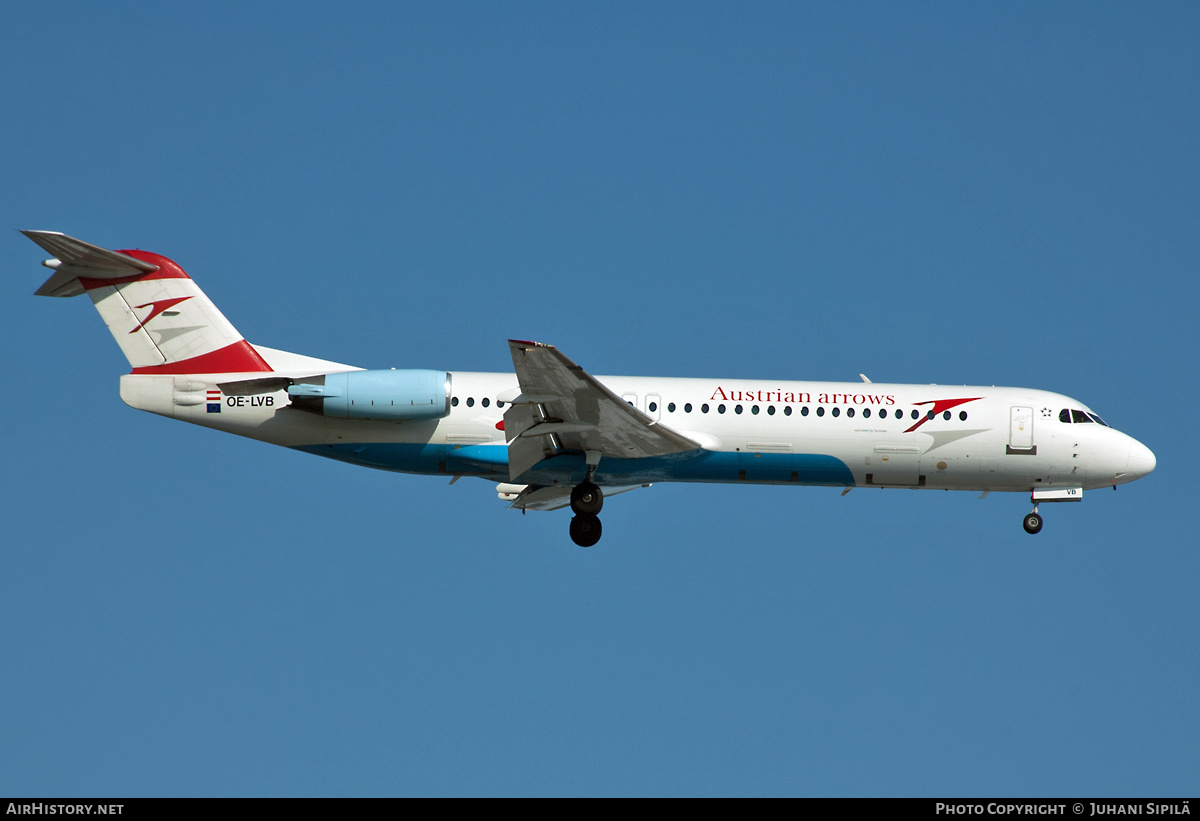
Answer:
[1023,505,1043,534]
[1022,487,1082,534]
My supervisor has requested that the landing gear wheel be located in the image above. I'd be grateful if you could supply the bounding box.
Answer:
[569,514,602,547]
[1023,512,1043,534]
[570,481,604,515]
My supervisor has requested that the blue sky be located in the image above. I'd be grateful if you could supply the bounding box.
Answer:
[2,2,1196,796]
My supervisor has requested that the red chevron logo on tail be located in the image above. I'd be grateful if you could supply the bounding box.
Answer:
[129,296,193,334]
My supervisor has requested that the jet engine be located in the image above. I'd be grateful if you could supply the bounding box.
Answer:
[287,369,452,421]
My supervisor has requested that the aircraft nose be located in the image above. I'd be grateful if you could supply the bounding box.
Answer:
[1126,439,1156,481]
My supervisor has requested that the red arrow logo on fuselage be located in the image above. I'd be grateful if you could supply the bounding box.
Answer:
[904,397,984,432]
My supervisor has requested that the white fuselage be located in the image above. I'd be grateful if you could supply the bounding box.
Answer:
[119,361,1156,495]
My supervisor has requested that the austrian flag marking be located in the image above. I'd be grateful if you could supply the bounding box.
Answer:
[206,390,221,413]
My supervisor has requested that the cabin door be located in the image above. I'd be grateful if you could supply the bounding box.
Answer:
[1008,406,1036,454]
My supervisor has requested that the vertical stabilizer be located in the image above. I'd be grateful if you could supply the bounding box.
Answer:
[24,231,272,375]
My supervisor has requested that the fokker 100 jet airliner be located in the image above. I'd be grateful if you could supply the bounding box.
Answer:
[25,231,1156,546]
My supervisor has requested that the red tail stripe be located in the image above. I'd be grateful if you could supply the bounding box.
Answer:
[131,340,273,375]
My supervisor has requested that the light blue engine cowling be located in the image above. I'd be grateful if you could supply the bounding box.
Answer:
[287,369,452,421]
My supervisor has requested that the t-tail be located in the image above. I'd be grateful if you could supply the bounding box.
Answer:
[25,230,273,375]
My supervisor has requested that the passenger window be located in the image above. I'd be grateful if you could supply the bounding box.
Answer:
[863,408,871,418]
[701,404,710,413]
[911,410,919,420]
[667,402,675,413]
[767,406,775,416]
[648,401,657,412]
[752,405,760,415]
[735,404,743,414]
[451,397,459,407]
[481,398,490,408]
[718,404,726,414]
[685,403,693,413]
[896,409,903,420]
[959,411,968,421]
[846,407,855,418]
[466,397,474,407]
[832,407,840,417]
[816,407,825,417]
[942,410,950,420]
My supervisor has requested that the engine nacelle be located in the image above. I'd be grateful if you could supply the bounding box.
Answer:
[287,369,452,421]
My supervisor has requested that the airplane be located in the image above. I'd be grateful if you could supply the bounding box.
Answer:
[24,230,1156,546]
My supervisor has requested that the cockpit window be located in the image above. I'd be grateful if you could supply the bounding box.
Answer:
[1061,408,1109,425]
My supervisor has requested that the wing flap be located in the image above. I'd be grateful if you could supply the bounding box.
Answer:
[499,482,652,511]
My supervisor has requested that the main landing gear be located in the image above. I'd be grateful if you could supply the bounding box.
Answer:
[567,451,606,547]
[570,481,603,515]
[569,481,604,547]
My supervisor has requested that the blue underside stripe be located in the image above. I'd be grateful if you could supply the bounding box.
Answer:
[291,443,856,486]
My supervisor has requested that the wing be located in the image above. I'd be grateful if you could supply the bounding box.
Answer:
[503,339,700,480]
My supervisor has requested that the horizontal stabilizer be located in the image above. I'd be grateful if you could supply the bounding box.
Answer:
[24,230,159,297]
